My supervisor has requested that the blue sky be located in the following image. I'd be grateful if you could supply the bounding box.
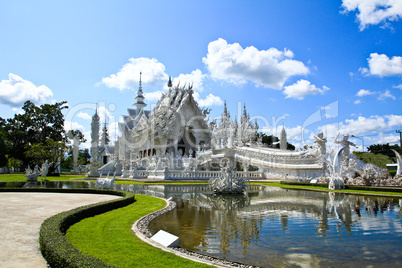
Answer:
[1,0,401,150]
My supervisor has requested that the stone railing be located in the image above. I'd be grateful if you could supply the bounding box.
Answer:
[126,169,264,180]
[129,170,149,179]
[232,147,323,170]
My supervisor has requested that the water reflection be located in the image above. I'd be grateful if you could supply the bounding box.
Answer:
[149,186,402,267]
[1,181,401,267]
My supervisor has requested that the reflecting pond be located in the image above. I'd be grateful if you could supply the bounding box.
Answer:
[2,181,401,267]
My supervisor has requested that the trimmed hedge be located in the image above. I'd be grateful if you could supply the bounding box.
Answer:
[0,188,135,267]
[280,181,402,193]
[280,181,328,187]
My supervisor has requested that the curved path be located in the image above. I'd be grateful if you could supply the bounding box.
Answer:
[0,192,119,268]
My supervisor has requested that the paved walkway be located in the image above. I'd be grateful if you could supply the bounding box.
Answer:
[0,192,119,268]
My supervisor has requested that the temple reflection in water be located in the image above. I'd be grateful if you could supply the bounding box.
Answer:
[147,185,402,267]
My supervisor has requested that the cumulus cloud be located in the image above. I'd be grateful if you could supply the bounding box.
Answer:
[378,89,396,100]
[64,121,86,133]
[283,79,329,99]
[202,38,309,89]
[356,89,375,97]
[360,53,402,77]
[172,69,206,92]
[386,115,402,126]
[76,112,92,120]
[144,90,166,102]
[193,92,224,107]
[341,0,402,30]
[101,57,169,90]
[318,115,393,139]
[0,73,53,107]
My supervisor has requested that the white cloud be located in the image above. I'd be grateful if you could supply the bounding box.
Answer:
[376,133,400,144]
[378,89,396,100]
[77,112,92,120]
[385,114,402,127]
[361,53,402,77]
[172,69,206,92]
[0,73,53,107]
[354,100,361,104]
[144,90,166,102]
[202,38,309,89]
[385,115,402,126]
[101,57,169,90]
[393,84,402,89]
[318,116,390,139]
[356,89,375,97]
[193,92,223,107]
[283,79,329,99]
[344,116,389,134]
[64,121,86,133]
[341,0,402,30]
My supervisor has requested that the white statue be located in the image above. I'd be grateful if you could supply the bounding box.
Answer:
[68,130,81,174]
[40,160,49,182]
[391,149,402,176]
[334,133,356,160]
[313,132,327,155]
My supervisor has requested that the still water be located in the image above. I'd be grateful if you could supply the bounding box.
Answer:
[2,181,401,267]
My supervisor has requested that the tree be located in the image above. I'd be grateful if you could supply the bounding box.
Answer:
[0,117,10,166]
[24,139,65,175]
[367,143,401,160]
[258,133,279,148]
[4,101,68,166]
[257,133,295,150]
[61,149,91,170]
[353,151,391,169]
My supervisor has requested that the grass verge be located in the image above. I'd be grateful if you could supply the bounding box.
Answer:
[66,194,212,268]
[254,182,402,197]
[0,173,87,181]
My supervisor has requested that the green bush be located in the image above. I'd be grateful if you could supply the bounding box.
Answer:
[389,170,397,177]
[344,185,402,193]
[40,189,135,267]
[0,188,135,267]
[280,181,328,187]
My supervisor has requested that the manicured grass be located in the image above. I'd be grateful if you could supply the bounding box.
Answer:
[0,173,87,181]
[254,182,402,196]
[66,194,211,268]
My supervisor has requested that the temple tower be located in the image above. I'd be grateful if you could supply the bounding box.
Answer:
[90,106,100,161]
[280,126,287,150]
[133,72,147,114]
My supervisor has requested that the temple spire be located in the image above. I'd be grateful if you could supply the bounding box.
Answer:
[133,72,147,114]
[223,101,228,116]
[167,76,172,90]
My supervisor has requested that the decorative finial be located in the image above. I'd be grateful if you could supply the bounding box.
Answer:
[167,76,172,88]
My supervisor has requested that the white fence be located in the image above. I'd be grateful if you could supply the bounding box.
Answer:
[128,169,264,180]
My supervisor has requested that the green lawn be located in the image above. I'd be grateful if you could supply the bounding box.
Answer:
[0,173,87,181]
[66,194,211,268]
[255,182,402,197]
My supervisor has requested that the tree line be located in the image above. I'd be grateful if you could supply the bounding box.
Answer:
[0,101,90,175]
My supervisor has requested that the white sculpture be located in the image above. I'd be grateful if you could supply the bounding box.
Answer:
[334,133,357,162]
[68,130,81,175]
[96,171,116,189]
[40,160,49,182]
[329,147,345,190]
[391,149,402,176]
[313,132,327,155]
[24,165,39,181]
[209,161,249,194]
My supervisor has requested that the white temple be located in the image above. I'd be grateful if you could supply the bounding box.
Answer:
[87,73,330,181]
